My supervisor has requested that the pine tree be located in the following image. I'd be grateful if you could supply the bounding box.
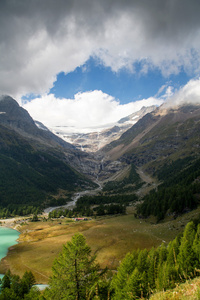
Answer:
[10,274,22,298]
[167,237,180,267]
[111,251,138,300]
[0,287,19,300]
[137,248,148,273]
[21,271,36,295]
[192,223,200,272]
[126,268,142,300]
[147,248,158,292]
[156,261,171,290]
[177,221,196,278]
[23,287,41,300]
[46,233,102,300]
[158,243,168,267]
[1,270,11,291]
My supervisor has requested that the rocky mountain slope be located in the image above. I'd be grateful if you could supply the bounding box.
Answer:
[99,103,200,171]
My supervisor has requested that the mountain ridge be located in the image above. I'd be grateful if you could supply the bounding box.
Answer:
[101,103,200,163]
[0,95,75,150]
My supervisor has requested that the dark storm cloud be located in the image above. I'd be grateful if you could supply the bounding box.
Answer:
[0,0,200,97]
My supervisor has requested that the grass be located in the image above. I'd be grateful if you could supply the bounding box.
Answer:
[1,207,200,284]
[150,277,200,300]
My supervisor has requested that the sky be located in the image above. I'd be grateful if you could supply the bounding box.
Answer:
[1,0,200,132]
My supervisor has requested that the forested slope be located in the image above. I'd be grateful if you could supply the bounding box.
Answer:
[0,96,96,217]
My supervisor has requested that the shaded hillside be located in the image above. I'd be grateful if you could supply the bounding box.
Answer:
[0,96,96,216]
[0,96,75,150]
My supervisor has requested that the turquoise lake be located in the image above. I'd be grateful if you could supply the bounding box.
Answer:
[0,226,19,261]
[0,226,48,290]
[0,226,19,279]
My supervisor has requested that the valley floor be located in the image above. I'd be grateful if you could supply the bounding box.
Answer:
[1,206,200,284]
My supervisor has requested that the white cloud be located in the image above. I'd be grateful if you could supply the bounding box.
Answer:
[0,0,200,98]
[22,79,200,133]
[22,90,163,132]
[164,78,200,108]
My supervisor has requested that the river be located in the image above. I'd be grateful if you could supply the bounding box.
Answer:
[44,179,102,213]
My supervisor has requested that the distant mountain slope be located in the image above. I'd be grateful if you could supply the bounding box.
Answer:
[0,96,96,215]
[102,104,200,166]
[100,103,200,219]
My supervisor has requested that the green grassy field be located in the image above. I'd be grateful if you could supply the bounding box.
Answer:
[1,207,200,284]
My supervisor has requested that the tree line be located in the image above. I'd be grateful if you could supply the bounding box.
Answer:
[0,205,41,219]
[76,193,138,208]
[137,157,200,221]
[48,203,126,219]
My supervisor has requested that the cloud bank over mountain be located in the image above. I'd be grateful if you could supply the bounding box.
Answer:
[164,78,200,108]
[0,0,200,98]
[22,78,200,132]
[23,91,163,131]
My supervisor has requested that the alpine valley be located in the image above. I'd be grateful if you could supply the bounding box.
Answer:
[0,94,200,219]
[1,95,200,300]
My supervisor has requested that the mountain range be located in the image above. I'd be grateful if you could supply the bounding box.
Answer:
[0,95,200,218]
[101,103,200,167]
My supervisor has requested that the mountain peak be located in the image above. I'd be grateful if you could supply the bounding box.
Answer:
[0,95,36,129]
[0,95,76,151]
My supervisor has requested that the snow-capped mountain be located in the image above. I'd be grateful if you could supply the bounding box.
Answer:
[46,106,157,152]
